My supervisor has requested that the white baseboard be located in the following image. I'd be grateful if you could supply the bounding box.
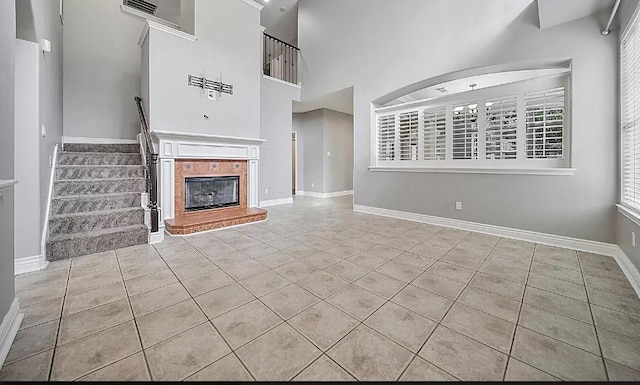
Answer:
[298,190,354,199]
[149,228,165,245]
[0,298,24,369]
[62,136,138,145]
[15,254,48,276]
[614,247,640,299]
[260,197,294,207]
[353,204,618,257]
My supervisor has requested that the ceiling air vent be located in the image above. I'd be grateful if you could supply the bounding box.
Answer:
[124,0,158,15]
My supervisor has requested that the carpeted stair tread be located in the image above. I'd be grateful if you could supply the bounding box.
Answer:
[58,152,142,166]
[54,178,146,196]
[63,143,140,153]
[46,224,148,261]
[51,192,142,215]
[56,165,145,180]
[49,207,145,235]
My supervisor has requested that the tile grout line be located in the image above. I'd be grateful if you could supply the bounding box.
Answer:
[399,232,502,381]
[502,242,536,381]
[114,249,154,382]
[46,260,72,381]
[156,238,259,382]
[576,250,610,381]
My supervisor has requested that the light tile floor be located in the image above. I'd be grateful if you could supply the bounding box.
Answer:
[3,196,640,381]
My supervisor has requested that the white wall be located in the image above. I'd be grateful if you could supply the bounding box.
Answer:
[64,0,146,139]
[260,77,300,203]
[299,0,618,243]
[0,0,16,332]
[146,0,262,138]
[14,40,41,260]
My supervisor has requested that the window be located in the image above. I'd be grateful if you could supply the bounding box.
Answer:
[486,96,518,160]
[372,73,571,172]
[622,9,640,211]
[423,107,446,161]
[398,111,419,160]
[452,101,479,160]
[377,114,395,161]
[525,88,565,160]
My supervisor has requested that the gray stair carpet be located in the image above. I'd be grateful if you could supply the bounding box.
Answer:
[46,143,148,261]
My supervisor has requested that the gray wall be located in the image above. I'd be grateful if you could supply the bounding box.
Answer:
[323,109,353,193]
[295,109,354,194]
[16,0,63,258]
[297,110,324,193]
[260,77,300,203]
[617,0,640,271]
[14,40,41,260]
[292,113,304,190]
[146,0,262,138]
[64,0,146,140]
[299,0,618,243]
[154,0,181,25]
[0,0,16,326]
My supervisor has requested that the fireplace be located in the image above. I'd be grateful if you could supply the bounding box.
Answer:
[185,176,240,212]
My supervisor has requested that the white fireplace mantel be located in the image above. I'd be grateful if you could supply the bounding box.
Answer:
[151,130,266,225]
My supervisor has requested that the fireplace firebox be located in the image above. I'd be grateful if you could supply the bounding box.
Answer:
[185,176,240,212]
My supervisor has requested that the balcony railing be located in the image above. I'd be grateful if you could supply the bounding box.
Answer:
[263,33,299,85]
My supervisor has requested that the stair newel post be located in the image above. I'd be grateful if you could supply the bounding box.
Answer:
[149,152,159,233]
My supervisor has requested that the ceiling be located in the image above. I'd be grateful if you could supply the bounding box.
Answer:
[537,0,616,29]
[382,68,568,107]
[256,0,299,42]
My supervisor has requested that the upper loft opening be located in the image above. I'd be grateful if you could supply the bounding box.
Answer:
[122,0,193,34]
[257,0,298,47]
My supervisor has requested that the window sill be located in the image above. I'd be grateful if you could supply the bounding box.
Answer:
[368,166,577,176]
[617,204,640,228]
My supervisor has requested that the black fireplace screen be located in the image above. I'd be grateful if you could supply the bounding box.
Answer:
[185,176,240,212]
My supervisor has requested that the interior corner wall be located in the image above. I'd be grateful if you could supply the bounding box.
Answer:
[0,0,16,324]
[63,0,146,140]
[294,109,354,195]
[146,0,262,138]
[322,109,353,193]
[292,113,305,190]
[298,0,618,243]
[296,110,324,193]
[259,77,301,203]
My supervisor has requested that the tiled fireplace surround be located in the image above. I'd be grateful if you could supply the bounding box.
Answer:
[152,131,267,237]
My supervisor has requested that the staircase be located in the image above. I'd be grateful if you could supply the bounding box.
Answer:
[46,143,149,261]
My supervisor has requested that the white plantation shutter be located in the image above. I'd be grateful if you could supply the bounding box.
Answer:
[622,11,640,211]
[452,102,479,160]
[525,87,565,159]
[423,107,446,161]
[485,96,518,160]
[398,111,419,160]
[377,114,396,161]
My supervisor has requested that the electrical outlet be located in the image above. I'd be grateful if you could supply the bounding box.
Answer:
[265,188,269,194]
[312,183,315,188]
[41,124,46,137]
[327,152,331,156]
[456,202,463,210]
[633,232,636,248]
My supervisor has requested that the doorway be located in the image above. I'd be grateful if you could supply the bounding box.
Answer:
[292,131,297,195]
